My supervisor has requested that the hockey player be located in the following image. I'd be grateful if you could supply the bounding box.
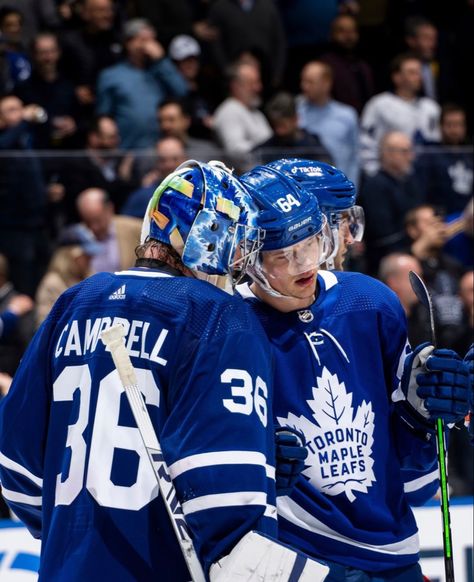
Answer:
[0,160,328,582]
[266,158,364,270]
[237,164,471,582]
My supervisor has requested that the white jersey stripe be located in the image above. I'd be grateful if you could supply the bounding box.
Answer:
[114,270,173,278]
[169,451,275,480]
[182,491,269,516]
[278,497,419,555]
[1,486,42,506]
[0,452,43,487]
[403,469,438,493]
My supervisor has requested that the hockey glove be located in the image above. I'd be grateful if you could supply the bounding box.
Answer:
[463,344,474,445]
[275,427,308,496]
[396,342,470,437]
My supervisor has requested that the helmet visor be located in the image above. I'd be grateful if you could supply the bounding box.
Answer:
[344,205,365,242]
[259,218,334,278]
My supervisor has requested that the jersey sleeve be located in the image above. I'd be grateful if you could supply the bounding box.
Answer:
[162,320,276,574]
[0,317,53,538]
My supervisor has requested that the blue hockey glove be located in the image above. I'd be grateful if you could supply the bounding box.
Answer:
[463,344,474,445]
[396,342,470,437]
[275,427,308,496]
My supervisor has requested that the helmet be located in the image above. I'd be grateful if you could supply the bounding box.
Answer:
[267,158,364,241]
[140,160,262,282]
[240,165,334,296]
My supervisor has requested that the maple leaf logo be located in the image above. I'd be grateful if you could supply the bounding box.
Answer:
[278,367,375,502]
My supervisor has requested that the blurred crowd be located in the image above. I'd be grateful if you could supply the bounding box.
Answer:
[0,0,473,500]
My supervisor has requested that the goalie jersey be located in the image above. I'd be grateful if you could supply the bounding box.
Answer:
[238,270,439,572]
[0,268,277,581]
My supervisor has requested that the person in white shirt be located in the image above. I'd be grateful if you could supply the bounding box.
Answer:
[213,61,272,161]
[360,52,440,175]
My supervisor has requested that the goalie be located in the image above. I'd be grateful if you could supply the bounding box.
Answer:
[0,160,328,581]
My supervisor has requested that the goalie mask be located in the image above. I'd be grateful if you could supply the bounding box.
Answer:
[140,160,263,286]
[240,165,334,298]
[267,159,365,266]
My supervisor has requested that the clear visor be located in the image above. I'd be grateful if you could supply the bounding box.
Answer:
[260,219,334,278]
[340,205,365,242]
[247,219,334,297]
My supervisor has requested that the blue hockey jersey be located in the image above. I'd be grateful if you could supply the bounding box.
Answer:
[0,268,277,581]
[238,270,439,572]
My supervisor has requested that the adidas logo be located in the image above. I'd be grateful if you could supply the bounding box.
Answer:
[109,284,126,300]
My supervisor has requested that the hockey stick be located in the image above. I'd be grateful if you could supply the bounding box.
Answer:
[101,324,206,582]
[408,271,455,582]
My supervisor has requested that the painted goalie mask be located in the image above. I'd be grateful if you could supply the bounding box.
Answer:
[140,160,263,285]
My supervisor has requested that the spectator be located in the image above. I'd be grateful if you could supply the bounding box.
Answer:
[0,6,31,89]
[0,294,33,340]
[297,60,359,185]
[454,270,474,354]
[378,251,431,347]
[320,13,375,113]
[417,103,473,215]
[0,0,60,46]
[359,131,425,274]
[14,32,80,149]
[213,61,272,164]
[360,52,440,175]
[0,95,50,296]
[444,197,474,269]
[405,203,466,348]
[96,18,188,149]
[404,16,439,100]
[157,98,220,161]
[129,0,196,47]
[253,92,332,165]
[0,253,35,378]
[35,224,100,326]
[76,188,141,273]
[448,269,474,497]
[168,34,217,138]
[278,0,351,92]
[121,136,187,219]
[57,115,136,222]
[59,0,123,106]
[207,0,286,91]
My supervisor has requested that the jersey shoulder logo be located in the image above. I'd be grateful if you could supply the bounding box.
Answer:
[109,284,126,300]
[278,367,375,502]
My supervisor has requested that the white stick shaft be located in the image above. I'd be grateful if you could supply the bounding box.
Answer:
[101,324,206,582]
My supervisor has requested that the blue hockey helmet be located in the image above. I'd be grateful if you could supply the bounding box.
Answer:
[240,165,334,296]
[140,160,263,281]
[267,158,364,241]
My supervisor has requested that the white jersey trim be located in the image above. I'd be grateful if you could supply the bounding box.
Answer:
[403,469,438,493]
[1,487,42,506]
[168,451,275,480]
[0,452,43,488]
[182,491,274,517]
[235,282,256,300]
[278,497,419,555]
[318,270,338,291]
[114,270,173,278]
